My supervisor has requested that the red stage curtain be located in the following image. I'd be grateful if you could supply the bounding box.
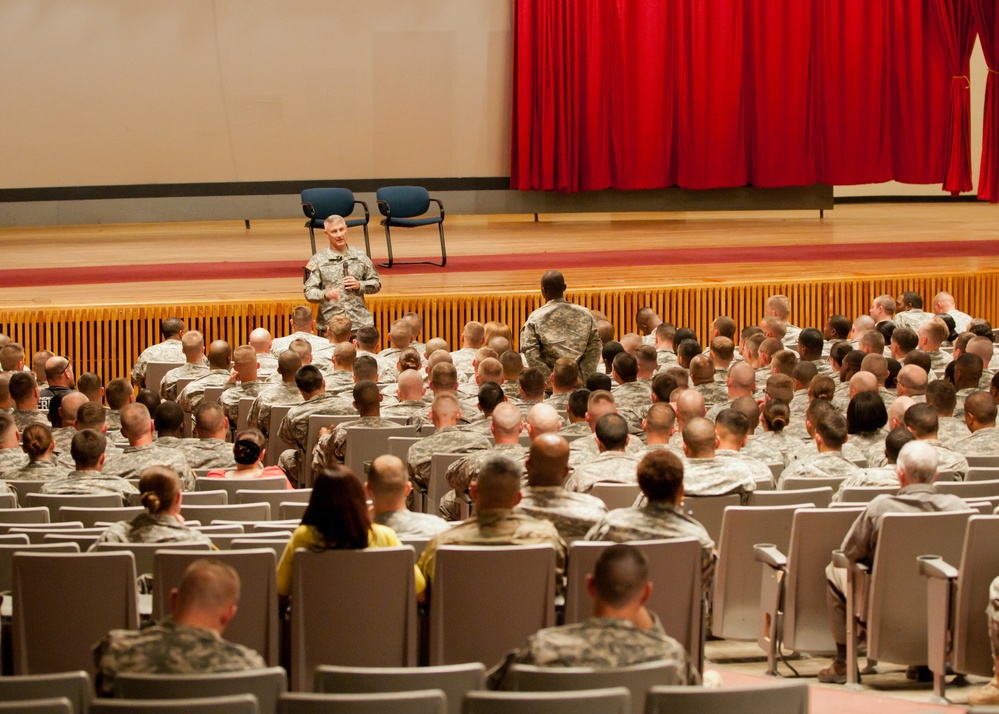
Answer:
[745,0,815,188]
[511,0,958,194]
[971,0,999,203]
[931,0,977,194]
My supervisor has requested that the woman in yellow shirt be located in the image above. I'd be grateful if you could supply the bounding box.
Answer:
[276,466,426,601]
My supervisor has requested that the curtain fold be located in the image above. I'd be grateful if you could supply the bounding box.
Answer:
[930,0,976,195]
[971,0,999,203]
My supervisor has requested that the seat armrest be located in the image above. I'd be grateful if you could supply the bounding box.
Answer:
[430,197,445,219]
[918,554,959,581]
[377,199,391,218]
[301,201,316,219]
[832,549,867,574]
[753,543,787,570]
[355,199,370,220]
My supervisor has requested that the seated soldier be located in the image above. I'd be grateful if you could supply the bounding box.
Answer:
[219,344,267,425]
[417,455,566,585]
[489,544,694,689]
[832,427,915,501]
[179,403,237,470]
[101,403,197,490]
[367,454,451,537]
[778,405,863,488]
[160,331,210,402]
[820,441,969,683]
[130,317,186,388]
[672,417,758,501]
[312,380,400,471]
[9,371,48,432]
[94,559,266,696]
[954,391,999,455]
[585,450,715,590]
[248,350,304,437]
[564,414,640,494]
[406,393,492,496]
[6,423,68,481]
[0,412,29,478]
[516,434,607,544]
[41,429,138,503]
[91,466,212,548]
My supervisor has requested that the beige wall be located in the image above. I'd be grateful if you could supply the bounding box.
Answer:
[0,0,984,199]
[0,0,513,188]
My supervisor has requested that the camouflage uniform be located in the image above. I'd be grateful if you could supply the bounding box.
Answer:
[681,455,759,498]
[373,509,452,538]
[219,381,267,425]
[417,508,567,583]
[160,363,210,402]
[656,349,678,369]
[5,459,68,481]
[777,451,864,488]
[41,470,138,502]
[878,387,897,412]
[783,324,802,347]
[848,432,887,468]
[101,444,197,491]
[406,426,492,490]
[788,390,810,422]
[131,339,185,388]
[520,298,602,379]
[742,435,785,468]
[459,417,495,435]
[12,409,48,432]
[569,433,644,460]
[954,388,978,420]
[356,350,398,382]
[893,309,934,332]
[501,382,523,402]
[51,425,76,456]
[322,371,355,395]
[810,358,834,377]
[980,369,995,391]
[693,381,728,407]
[832,382,852,413]
[927,350,953,373]
[953,427,999,456]
[787,438,868,467]
[612,382,651,410]
[383,400,430,431]
[311,416,401,470]
[450,348,477,375]
[560,421,593,437]
[177,370,230,414]
[56,441,123,471]
[705,399,735,422]
[515,399,544,422]
[923,439,970,479]
[94,619,266,697]
[255,353,278,380]
[832,466,898,501]
[91,512,214,548]
[277,393,357,481]
[0,447,29,478]
[515,487,607,543]
[564,452,640,494]
[248,381,304,437]
[715,449,773,484]
[585,501,715,587]
[179,438,236,470]
[270,332,330,358]
[544,392,571,411]
[106,410,122,432]
[494,614,693,688]
[303,245,380,329]
[440,443,528,520]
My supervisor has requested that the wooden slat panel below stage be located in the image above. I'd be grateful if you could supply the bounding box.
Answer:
[2,272,997,383]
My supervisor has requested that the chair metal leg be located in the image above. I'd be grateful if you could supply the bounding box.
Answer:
[362,222,371,258]
[308,226,317,255]
[438,223,447,267]
[382,225,395,268]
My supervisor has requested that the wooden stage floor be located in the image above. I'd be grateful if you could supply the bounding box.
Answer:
[1,203,999,308]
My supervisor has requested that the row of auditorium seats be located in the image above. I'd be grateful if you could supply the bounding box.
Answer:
[0,664,813,714]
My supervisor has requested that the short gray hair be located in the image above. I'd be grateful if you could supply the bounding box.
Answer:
[896,441,939,484]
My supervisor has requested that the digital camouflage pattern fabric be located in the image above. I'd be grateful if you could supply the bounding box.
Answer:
[520,298,602,379]
[94,619,266,697]
[303,246,381,329]
[515,486,608,543]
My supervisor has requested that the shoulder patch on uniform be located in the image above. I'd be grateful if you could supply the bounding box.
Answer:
[305,260,315,270]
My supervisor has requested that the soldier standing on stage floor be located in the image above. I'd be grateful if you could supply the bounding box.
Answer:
[520,270,602,381]
[303,215,381,332]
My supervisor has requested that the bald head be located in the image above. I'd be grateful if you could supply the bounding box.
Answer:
[526,434,571,487]
[181,331,205,360]
[889,395,916,429]
[58,391,89,424]
[248,328,272,353]
[897,364,928,396]
[689,355,715,385]
[540,270,567,300]
[682,417,717,458]
[527,403,562,438]
[728,362,756,395]
[849,371,878,397]
[967,336,994,368]
[491,402,524,441]
[396,369,425,401]
[366,454,410,505]
[965,391,997,429]
[675,389,706,424]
